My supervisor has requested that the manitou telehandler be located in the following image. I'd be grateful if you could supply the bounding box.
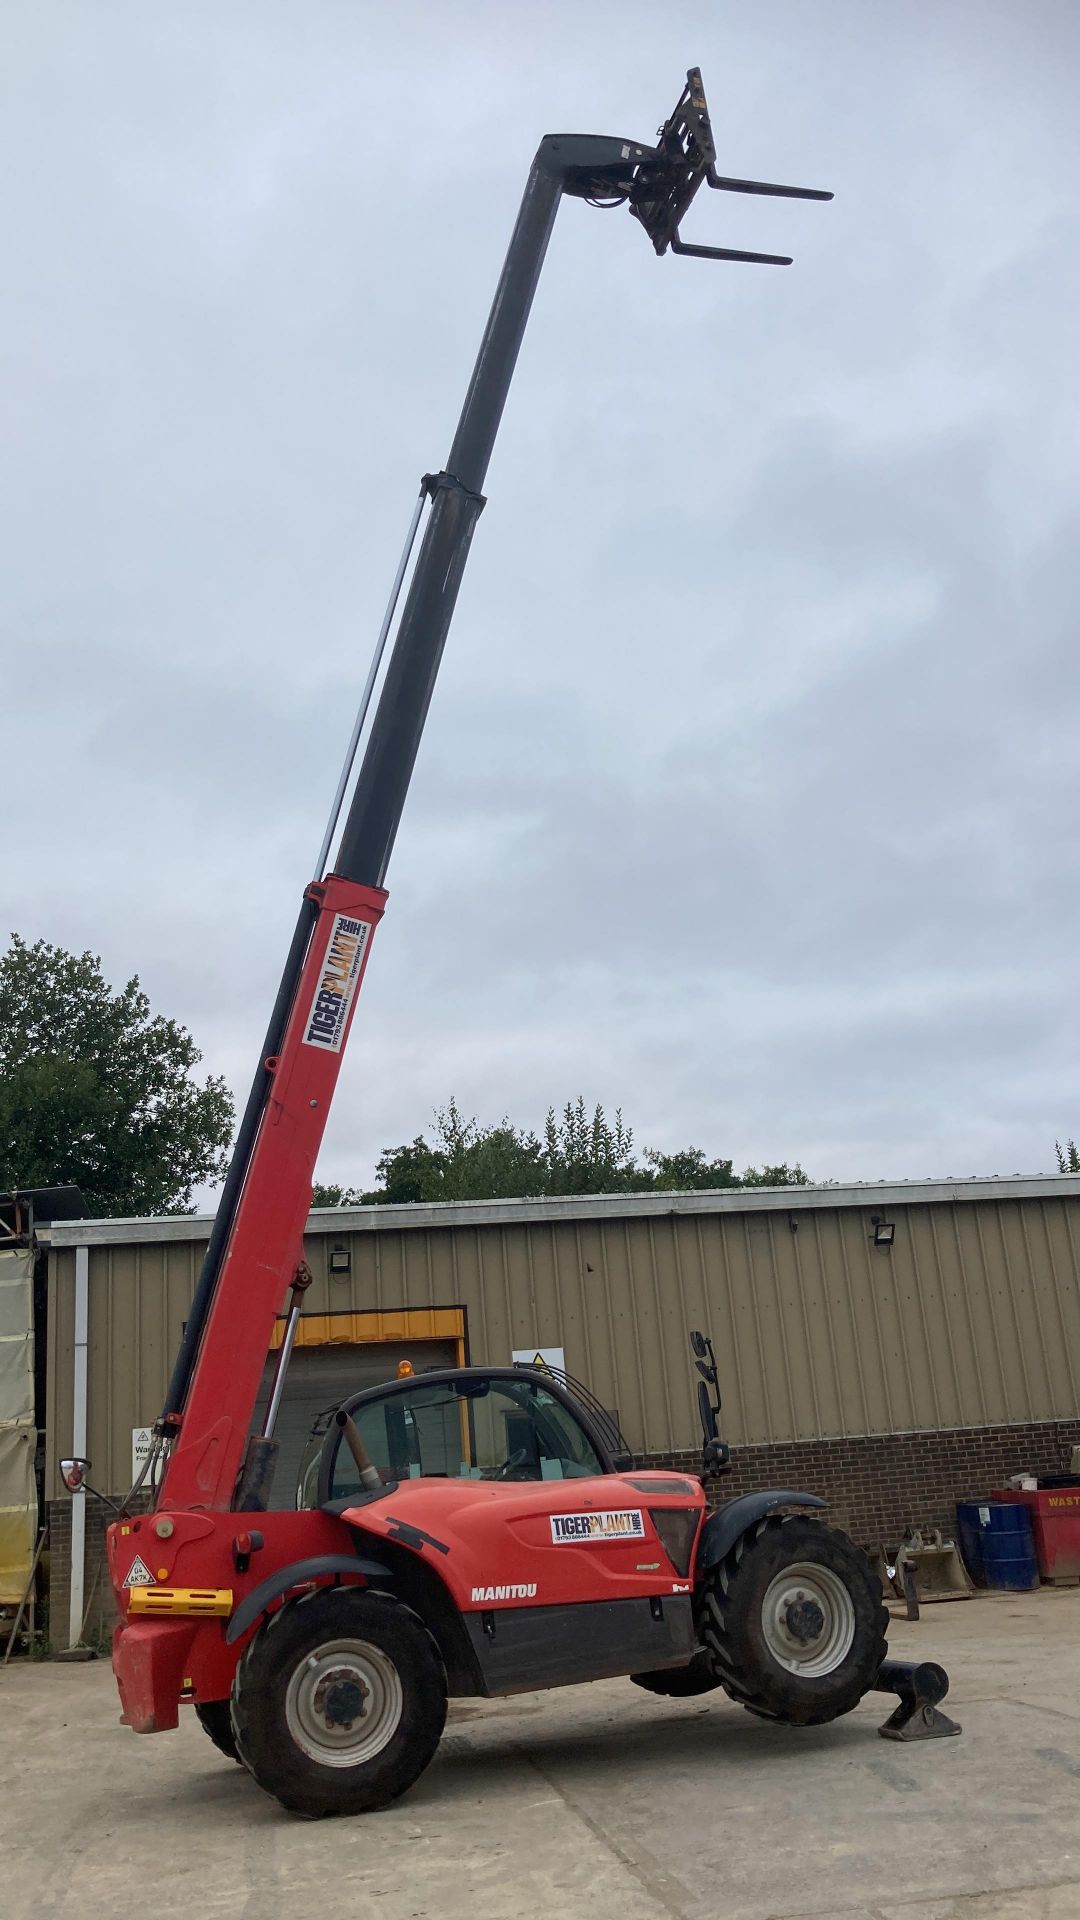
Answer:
[63,68,959,1818]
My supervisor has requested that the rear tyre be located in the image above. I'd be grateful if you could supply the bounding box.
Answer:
[630,1652,722,1698]
[194,1699,241,1762]
[700,1515,888,1726]
[230,1585,447,1817]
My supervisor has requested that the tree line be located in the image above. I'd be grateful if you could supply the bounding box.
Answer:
[2,935,1076,1216]
[312,1096,811,1208]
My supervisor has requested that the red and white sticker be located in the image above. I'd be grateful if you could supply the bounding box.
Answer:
[303,914,370,1052]
[550,1509,645,1545]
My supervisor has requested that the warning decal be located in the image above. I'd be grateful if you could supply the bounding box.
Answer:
[550,1509,645,1545]
[123,1555,156,1588]
[512,1345,566,1377]
[303,914,370,1052]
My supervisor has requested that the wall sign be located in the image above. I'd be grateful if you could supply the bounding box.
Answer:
[512,1346,565,1377]
[131,1427,153,1482]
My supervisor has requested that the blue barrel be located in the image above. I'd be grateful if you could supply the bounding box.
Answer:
[956,1500,1039,1591]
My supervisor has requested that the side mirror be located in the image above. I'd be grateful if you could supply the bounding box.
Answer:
[694,1357,718,1387]
[60,1457,91,1492]
[690,1330,708,1359]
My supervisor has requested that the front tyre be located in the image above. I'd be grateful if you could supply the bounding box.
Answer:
[701,1516,888,1726]
[230,1585,447,1817]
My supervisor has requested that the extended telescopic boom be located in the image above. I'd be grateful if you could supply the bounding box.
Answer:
[155,69,830,1513]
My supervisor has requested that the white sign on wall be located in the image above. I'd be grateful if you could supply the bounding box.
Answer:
[131,1427,153,1481]
[512,1346,566,1378]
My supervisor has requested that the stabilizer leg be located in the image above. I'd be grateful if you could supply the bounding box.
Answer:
[874,1657,962,1741]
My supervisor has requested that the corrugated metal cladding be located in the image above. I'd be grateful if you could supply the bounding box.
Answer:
[47,1184,1080,1496]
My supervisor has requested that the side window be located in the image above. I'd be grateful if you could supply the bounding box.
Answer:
[328,1378,605,1497]
[530,1388,605,1477]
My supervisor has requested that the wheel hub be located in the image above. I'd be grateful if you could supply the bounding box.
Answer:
[285,1636,404,1767]
[759,1561,857,1677]
[784,1596,825,1644]
[316,1668,368,1730]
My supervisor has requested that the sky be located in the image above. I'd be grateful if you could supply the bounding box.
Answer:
[4,2,1080,1200]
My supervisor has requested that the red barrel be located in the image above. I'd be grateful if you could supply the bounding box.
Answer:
[992,1485,1080,1582]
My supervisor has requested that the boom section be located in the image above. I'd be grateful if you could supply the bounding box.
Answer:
[157,877,384,1509]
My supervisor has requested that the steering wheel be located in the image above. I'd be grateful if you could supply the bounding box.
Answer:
[486,1447,530,1481]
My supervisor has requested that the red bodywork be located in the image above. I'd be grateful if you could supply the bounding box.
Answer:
[109,1470,705,1733]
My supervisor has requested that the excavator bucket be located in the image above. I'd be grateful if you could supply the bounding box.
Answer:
[880,1529,973,1611]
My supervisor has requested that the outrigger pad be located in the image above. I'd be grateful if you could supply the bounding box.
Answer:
[874,1657,962,1741]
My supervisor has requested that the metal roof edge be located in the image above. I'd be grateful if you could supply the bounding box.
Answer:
[44,1172,1080,1248]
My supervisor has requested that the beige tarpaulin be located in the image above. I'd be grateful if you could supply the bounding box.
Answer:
[0,1247,36,1606]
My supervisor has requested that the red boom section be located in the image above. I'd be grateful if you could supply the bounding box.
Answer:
[159,874,386,1511]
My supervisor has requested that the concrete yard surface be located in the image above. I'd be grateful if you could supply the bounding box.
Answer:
[4,1588,1080,1920]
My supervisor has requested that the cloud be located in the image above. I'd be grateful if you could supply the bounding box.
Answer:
[4,1,1079,1201]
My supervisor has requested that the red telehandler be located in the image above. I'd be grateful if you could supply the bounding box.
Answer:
[63,69,959,1818]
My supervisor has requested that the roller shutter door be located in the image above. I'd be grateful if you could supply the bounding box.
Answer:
[253,1339,459,1506]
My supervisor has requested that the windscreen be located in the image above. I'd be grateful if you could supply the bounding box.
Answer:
[326,1376,604,1500]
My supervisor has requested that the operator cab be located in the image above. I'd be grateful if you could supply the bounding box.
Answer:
[297,1364,632,1510]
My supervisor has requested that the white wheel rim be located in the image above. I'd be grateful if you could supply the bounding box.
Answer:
[284,1636,403,1768]
[760,1561,856,1677]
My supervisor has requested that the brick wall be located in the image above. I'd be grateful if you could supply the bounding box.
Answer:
[48,1493,148,1653]
[640,1416,1080,1548]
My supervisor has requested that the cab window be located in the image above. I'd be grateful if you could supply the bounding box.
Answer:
[327,1376,605,1500]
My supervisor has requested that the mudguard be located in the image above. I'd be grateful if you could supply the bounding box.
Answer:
[696,1489,826,1574]
[225,1553,391,1645]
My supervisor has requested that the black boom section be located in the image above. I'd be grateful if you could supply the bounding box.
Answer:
[466,1595,696,1696]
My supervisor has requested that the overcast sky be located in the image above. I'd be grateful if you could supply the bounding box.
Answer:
[5,2,1080,1200]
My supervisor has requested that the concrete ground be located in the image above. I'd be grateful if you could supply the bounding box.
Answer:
[4,1589,1080,1920]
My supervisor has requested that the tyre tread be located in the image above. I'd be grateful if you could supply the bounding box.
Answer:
[699,1515,888,1726]
[229,1585,447,1817]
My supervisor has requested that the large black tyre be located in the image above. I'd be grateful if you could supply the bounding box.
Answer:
[230,1585,447,1817]
[194,1699,241,1762]
[629,1651,723,1698]
[700,1515,888,1726]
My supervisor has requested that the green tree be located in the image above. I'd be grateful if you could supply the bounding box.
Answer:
[311,1182,365,1208]
[645,1146,740,1190]
[0,935,234,1216]
[354,1101,545,1206]
[738,1161,811,1188]
[1056,1139,1080,1173]
[334,1096,813,1205]
[644,1146,810,1191]
[542,1097,639,1195]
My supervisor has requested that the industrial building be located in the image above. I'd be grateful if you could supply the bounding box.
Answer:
[40,1172,1080,1650]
